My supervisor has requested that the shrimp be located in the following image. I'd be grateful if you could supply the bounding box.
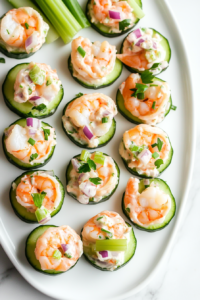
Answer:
[0,7,49,53]
[35,226,83,271]
[16,172,61,213]
[119,124,171,177]
[117,50,149,70]
[62,93,117,148]
[14,62,61,104]
[67,152,118,204]
[119,73,171,124]
[124,177,171,226]
[71,36,116,84]
[5,123,56,164]
[92,0,135,29]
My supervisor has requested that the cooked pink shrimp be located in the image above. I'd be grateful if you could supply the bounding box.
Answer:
[71,36,116,84]
[119,73,171,124]
[35,226,83,271]
[124,177,170,226]
[0,7,49,53]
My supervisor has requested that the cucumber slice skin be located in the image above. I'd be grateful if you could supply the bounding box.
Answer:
[81,222,137,271]
[116,77,172,125]
[122,178,176,232]
[66,153,120,205]
[86,0,142,38]
[2,63,64,119]
[10,170,65,223]
[2,118,56,170]
[68,55,123,89]
[120,28,171,75]
[25,225,79,275]
[120,139,173,179]
[62,97,116,149]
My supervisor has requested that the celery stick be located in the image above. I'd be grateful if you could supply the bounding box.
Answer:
[7,0,59,44]
[62,0,90,29]
[127,0,145,19]
[34,0,72,43]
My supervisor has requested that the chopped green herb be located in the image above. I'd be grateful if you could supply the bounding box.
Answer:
[102,117,108,123]
[77,46,86,57]
[154,159,164,168]
[152,152,159,159]
[52,249,62,260]
[87,159,96,170]
[130,83,148,100]
[89,177,102,185]
[126,207,130,213]
[152,101,156,109]
[96,216,103,221]
[46,76,52,86]
[75,92,84,98]
[43,128,50,140]
[0,58,5,63]
[20,85,23,88]
[171,105,177,111]
[130,144,139,152]
[101,228,113,238]
[150,84,158,87]
[99,236,101,239]
[151,138,163,152]
[78,163,91,173]
[151,63,160,69]
[65,253,72,259]
[31,191,47,208]
[119,19,131,31]
[6,29,10,34]
[32,104,47,111]
[25,22,29,29]
[112,173,114,176]
[29,153,38,162]
[28,138,35,146]
[28,87,32,95]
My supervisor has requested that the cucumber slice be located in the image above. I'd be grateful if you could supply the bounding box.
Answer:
[62,97,116,149]
[68,55,122,89]
[116,77,172,124]
[66,153,120,205]
[122,178,176,231]
[25,225,80,275]
[7,0,59,44]
[120,28,171,74]
[2,118,56,170]
[86,0,143,37]
[10,170,65,223]
[82,222,137,271]
[120,140,173,178]
[2,63,64,118]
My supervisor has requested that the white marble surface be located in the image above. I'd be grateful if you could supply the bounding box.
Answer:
[0,0,199,299]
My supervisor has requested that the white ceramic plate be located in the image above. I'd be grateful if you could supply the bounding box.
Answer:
[0,0,195,299]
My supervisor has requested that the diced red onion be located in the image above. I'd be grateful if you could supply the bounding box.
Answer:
[109,10,121,20]
[143,179,150,186]
[25,32,38,52]
[61,244,70,253]
[28,128,37,136]
[83,126,93,140]
[26,117,41,129]
[29,96,41,101]
[78,173,89,182]
[71,158,80,172]
[133,28,142,39]
[38,215,51,224]
[135,38,145,47]
[111,251,120,257]
[103,110,111,117]
[78,194,90,204]
[17,92,23,99]
[153,41,157,49]
[137,149,152,165]
[99,250,108,258]
[25,75,32,83]
[79,181,97,198]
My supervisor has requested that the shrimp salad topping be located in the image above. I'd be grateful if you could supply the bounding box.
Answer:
[67,151,119,204]
[15,171,62,223]
[35,226,83,271]
[117,28,169,74]
[124,178,171,226]
[62,93,117,148]
[14,62,62,107]
[0,7,49,53]
[119,73,171,125]
[71,36,116,85]
[4,118,56,164]
[82,211,131,271]
[88,0,137,33]
[119,124,171,177]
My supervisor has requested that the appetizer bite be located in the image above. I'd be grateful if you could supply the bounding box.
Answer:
[117,28,171,75]
[119,124,173,178]
[26,225,83,274]
[3,118,56,170]
[10,170,65,223]
[117,73,173,125]
[0,7,49,59]
[62,93,117,148]
[68,36,122,89]
[81,211,137,271]
[66,150,120,204]
[3,62,64,118]
[86,0,144,37]
[122,177,176,231]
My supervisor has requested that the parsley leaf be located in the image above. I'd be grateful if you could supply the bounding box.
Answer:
[89,177,102,185]
[151,138,163,152]
[154,159,164,168]
[32,104,47,111]
[141,70,155,84]
[25,22,29,29]
[29,153,38,162]
[31,191,46,208]
[171,105,177,111]
[126,207,130,213]
[119,19,131,31]
[78,163,91,173]
[151,63,160,69]
[43,128,50,140]
[87,159,96,170]
[0,58,5,63]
